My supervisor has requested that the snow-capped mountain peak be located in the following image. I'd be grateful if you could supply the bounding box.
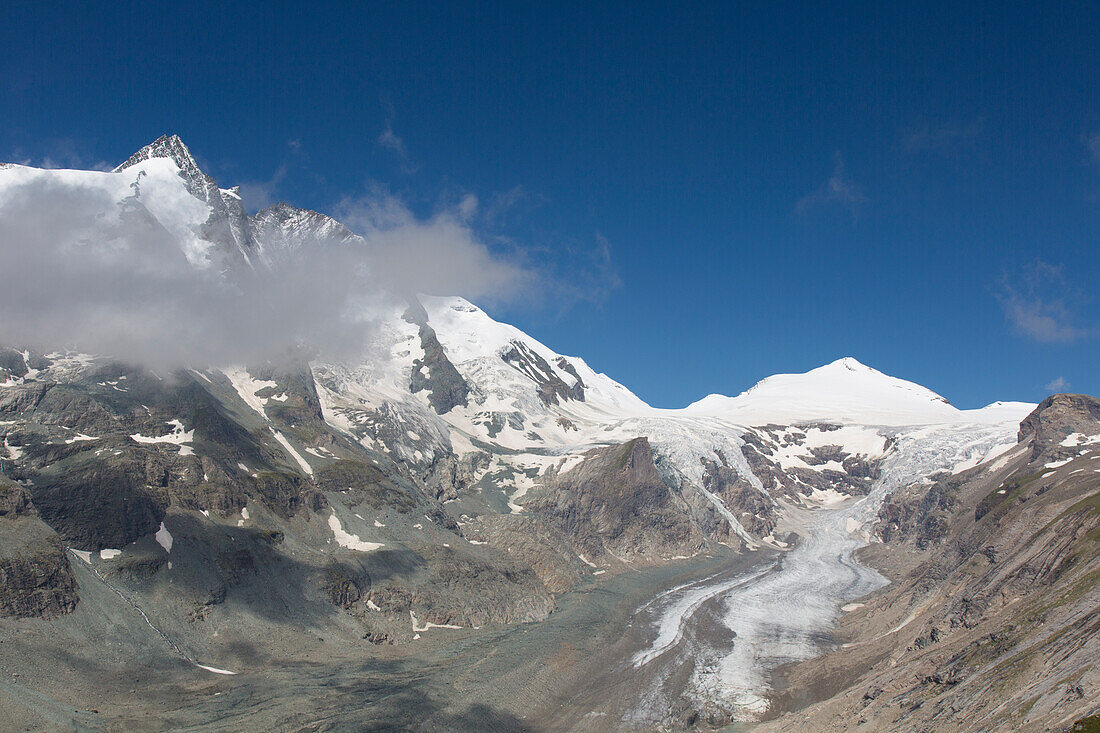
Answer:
[683,356,966,426]
[114,134,260,268]
[110,135,367,269]
[830,356,876,372]
[420,295,650,414]
[1,142,1045,666]
[114,134,201,178]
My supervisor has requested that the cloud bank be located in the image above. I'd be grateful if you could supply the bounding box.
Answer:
[0,164,530,370]
[336,187,531,303]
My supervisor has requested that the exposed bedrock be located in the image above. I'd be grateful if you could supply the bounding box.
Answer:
[527,437,707,561]
[0,482,78,618]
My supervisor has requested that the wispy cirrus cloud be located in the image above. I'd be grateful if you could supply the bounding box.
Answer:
[1086,131,1100,164]
[1045,376,1070,392]
[996,260,1094,343]
[795,152,866,219]
[376,100,419,174]
[237,139,307,212]
[900,120,982,155]
[377,125,408,159]
[484,185,547,225]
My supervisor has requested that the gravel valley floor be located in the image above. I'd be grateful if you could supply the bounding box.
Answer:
[1,549,776,732]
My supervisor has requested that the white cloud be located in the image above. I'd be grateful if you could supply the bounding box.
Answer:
[997,261,1093,343]
[900,120,982,154]
[1087,132,1100,164]
[0,169,530,369]
[1044,376,1070,392]
[376,102,419,174]
[335,188,528,304]
[238,163,287,212]
[457,193,478,221]
[796,152,866,218]
[377,125,407,158]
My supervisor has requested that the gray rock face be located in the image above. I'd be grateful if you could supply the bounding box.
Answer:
[245,358,329,431]
[877,475,961,548]
[0,483,78,618]
[419,450,490,503]
[0,349,50,384]
[115,135,259,269]
[0,348,27,378]
[1019,393,1100,452]
[366,547,555,630]
[501,340,585,405]
[0,483,34,519]
[250,202,361,264]
[701,453,778,539]
[554,357,587,399]
[740,424,883,501]
[404,300,470,414]
[462,513,586,593]
[527,437,706,561]
[31,453,170,550]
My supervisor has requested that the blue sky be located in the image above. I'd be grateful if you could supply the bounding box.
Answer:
[2,1,1098,407]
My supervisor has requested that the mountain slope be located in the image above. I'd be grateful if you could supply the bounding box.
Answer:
[1,136,1072,731]
[686,356,1032,427]
[116,134,258,269]
[759,394,1100,732]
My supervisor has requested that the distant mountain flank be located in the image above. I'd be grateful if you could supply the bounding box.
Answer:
[686,356,1033,426]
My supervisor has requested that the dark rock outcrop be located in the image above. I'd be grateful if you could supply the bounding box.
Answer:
[404,300,470,414]
[502,340,585,406]
[1019,393,1100,457]
[701,454,777,538]
[30,453,170,550]
[0,482,78,618]
[527,437,705,561]
[878,475,962,547]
